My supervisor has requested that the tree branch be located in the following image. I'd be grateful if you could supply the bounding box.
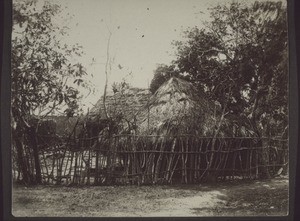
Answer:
[103,31,112,119]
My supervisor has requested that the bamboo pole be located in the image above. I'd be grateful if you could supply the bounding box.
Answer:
[184,137,188,183]
[63,150,70,177]
[41,150,49,183]
[249,145,253,179]
[166,137,177,181]
[179,137,185,183]
[154,136,166,183]
[221,139,231,180]
[87,150,91,185]
[79,151,85,184]
[169,154,180,184]
[190,137,196,182]
[196,138,203,180]
[55,149,62,184]
[50,148,56,184]
[68,151,74,183]
[72,151,78,184]
[214,139,226,180]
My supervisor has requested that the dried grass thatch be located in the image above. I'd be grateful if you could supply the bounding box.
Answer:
[136,77,220,136]
[89,88,150,122]
[87,77,253,137]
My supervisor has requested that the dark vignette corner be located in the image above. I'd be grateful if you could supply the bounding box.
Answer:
[1,0,12,220]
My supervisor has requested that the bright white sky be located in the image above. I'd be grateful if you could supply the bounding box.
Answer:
[18,0,284,112]
[56,0,217,111]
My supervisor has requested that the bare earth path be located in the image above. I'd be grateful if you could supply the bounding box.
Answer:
[12,177,288,217]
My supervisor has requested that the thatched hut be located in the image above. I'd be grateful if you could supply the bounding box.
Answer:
[88,77,240,138]
[90,88,150,118]
[136,77,222,136]
[89,87,151,134]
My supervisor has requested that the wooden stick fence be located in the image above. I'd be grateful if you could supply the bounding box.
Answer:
[12,134,288,185]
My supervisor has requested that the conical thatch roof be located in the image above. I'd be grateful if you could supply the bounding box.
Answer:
[136,77,219,136]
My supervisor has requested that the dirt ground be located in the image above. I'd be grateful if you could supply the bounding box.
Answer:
[12,176,289,217]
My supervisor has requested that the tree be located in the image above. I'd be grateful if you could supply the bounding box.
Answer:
[12,0,88,184]
[149,64,180,94]
[103,29,112,119]
[170,1,287,178]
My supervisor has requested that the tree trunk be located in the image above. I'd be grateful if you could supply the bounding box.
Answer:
[27,126,42,184]
[249,87,271,179]
[251,119,271,179]
[258,137,271,179]
[12,127,31,184]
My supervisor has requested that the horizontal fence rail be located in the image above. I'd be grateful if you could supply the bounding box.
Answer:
[12,135,288,185]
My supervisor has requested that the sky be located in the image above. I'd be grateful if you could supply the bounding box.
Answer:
[54,0,217,110]
[15,0,285,112]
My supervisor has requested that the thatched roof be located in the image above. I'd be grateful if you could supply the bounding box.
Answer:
[88,77,254,137]
[38,78,253,138]
[136,77,218,136]
[89,87,151,123]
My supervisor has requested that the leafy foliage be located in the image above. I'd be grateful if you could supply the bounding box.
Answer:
[149,64,180,94]
[12,0,87,121]
[11,0,89,184]
[170,1,287,137]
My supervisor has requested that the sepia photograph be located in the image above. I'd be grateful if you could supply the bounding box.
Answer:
[9,0,289,217]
